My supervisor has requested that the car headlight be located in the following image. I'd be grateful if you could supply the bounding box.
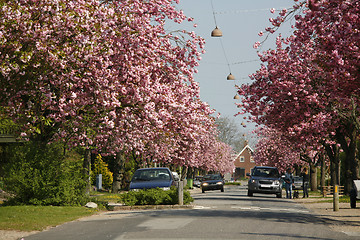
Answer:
[274,180,280,185]
[161,187,170,191]
[251,179,256,183]
[130,189,140,192]
[202,183,209,186]
[216,181,223,185]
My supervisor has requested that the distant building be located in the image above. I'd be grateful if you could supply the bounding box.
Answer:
[233,143,255,180]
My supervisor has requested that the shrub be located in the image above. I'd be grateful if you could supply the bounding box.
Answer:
[91,154,113,190]
[119,187,193,206]
[3,141,89,206]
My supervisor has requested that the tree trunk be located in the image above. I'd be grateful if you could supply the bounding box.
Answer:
[112,152,125,193]
[180,166,188,181]
[309,162,317,191]
[320,154,326,189]
[336,126,358,193]
[324,143,340,187]
[83,148,91,195]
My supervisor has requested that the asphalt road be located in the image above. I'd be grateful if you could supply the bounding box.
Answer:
[24,186,358,240]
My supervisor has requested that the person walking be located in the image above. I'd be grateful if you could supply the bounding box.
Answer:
[284,168,294,199]
[301,168,310,198]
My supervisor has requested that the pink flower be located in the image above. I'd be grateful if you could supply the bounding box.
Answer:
[253,42,261,49]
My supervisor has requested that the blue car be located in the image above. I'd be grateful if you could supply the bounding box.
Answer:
[129,167,176,191]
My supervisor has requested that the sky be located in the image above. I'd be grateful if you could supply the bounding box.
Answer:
[169,0,295,144]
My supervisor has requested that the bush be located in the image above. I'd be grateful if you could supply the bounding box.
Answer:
[91,154,113,190]
[3,141,89,206]
[119,187,193,206]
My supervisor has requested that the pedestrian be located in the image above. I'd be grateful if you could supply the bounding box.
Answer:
[301,168,310,198]
[284,168,294,199]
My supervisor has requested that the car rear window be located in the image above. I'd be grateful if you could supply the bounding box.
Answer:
[203,175,222,180]
[132,169,171,181]
[252,168,279,178]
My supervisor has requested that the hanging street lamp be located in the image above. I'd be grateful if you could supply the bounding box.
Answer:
[227,73,235,80]
[211,26,223,37]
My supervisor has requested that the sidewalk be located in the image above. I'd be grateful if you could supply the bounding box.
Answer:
[293,196,360,236]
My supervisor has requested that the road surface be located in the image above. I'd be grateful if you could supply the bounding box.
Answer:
[24,185,358,240]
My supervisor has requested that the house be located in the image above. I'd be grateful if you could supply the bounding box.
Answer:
[233,143,255,180]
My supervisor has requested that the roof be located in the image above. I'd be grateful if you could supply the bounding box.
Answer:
[235,144,254,159]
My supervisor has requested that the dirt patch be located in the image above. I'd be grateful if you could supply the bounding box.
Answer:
[0,230,39,240]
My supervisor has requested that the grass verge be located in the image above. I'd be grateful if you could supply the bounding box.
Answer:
[0,206,97,231]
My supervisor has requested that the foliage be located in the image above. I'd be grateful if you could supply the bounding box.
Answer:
[90,191,122,203]
[2,142,89,206]
[119,187,193,206]
[0,206,96,231]
[225,182,242,186]
[237,0,360,183]
[91,154,113,190]
[215,116,246,152]
[253,127,301,172]
[0,0,234,174]
[0,114,18,135]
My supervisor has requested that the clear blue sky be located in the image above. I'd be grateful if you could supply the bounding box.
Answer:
[171,0,294,141]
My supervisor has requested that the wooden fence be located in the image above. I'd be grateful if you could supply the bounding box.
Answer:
[322,185,344,197]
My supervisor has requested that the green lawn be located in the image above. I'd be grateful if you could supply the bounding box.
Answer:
[0,206,97,231]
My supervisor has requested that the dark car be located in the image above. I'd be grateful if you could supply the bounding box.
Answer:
[247,166,282,198]
[129,167,176,191]
[201,174,224,193]
[293,176,303,190]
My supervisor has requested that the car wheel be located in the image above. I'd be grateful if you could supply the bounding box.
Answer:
[276,192,282,198]
[350,188,357,208]
[247,190,253,197]
[221,187,224,192]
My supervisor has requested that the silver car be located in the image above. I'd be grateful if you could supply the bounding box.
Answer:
[193,176,203,188]
[293,176,303,190]
[247,166,282,198]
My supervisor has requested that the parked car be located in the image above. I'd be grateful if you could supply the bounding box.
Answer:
[193,176,203,188]
[172,171,180,182]
[247,166,282,198]
[293,176,303,190]
[201,174,224,193]
[129,167,176,191]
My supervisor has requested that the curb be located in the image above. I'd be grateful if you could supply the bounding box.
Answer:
[111,204,194,211]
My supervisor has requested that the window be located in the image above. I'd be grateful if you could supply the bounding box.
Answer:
[250,156,254,162]
[240,156,245,162]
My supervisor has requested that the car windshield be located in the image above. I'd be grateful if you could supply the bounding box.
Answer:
[132,169,171,182]
[203,175,222,181]
[252,168,279,178]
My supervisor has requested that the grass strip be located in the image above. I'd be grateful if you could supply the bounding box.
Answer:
[0,206,97,231]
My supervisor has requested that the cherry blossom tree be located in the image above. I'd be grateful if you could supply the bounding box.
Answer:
[253,127,301,173]
[237,0,360,192]
[0,0,234,192]
[253,126,328,190]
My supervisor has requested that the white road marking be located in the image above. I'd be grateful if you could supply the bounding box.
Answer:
[231,206,309,213]
[137,218,194,230]
[193,205,213,209]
